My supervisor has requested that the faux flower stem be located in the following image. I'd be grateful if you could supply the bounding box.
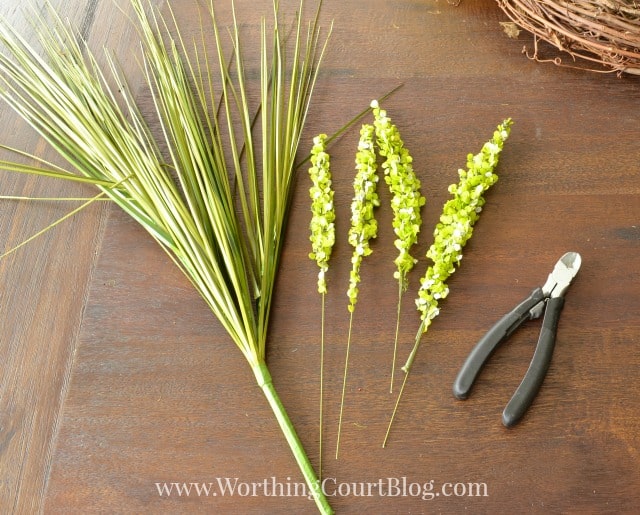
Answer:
[336,123,380,458]
[383,119,513,447]
[308,133,335,478]
[308,134,335,296]
[371,100,425,392]
[255,361,332,514]
[414,119,513,337]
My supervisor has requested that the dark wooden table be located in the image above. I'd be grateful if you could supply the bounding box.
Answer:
[1,0,639,513]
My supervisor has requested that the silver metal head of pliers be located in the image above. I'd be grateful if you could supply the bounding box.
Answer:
[529,252,582,319]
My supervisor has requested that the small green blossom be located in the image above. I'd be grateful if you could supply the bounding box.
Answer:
[415,118,513,330]
[371,100,426,291]
[347,123,380,312]
[308,134,335,294]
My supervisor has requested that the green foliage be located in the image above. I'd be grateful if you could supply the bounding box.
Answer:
[385,118,513,448]
[0,1,334,512]
[371,100,426,291]
[308,134,336,294]
[415,118,513,330]
[347,123,380,312]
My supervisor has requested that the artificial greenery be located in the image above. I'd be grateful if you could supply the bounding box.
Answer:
[412,118,513,362]
[309,134,336,296]
[371,99,426,392]
[0,0,333,512]
[372,100,425,292]
[335,122,381,458]
[308,132,335,476]
[383,118,513,446]
[345,123,381,312]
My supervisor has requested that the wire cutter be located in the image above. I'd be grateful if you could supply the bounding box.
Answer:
[452,251,581,427]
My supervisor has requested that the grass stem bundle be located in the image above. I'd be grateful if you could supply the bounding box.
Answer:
[0,1,333,512]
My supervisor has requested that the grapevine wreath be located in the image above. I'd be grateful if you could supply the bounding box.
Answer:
[496,0,640,75]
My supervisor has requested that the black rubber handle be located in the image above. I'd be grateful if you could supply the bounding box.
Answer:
[502,295,564,427]
[453,287,546,400]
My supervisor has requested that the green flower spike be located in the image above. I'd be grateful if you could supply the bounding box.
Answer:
[337,123,380,458]
[383,118,513,448]
[309,134,336,295]
[346,123,380,312]
[414,118,512,336]
[308,133,335,479]
[371,100,426,392]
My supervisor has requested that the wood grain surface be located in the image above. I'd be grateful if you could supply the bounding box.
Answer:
[1,0,639,513]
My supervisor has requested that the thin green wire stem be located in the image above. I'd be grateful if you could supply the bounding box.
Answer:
[390,280,403,393]
[382,366,410,448]
[384,319,426,446]
[318,291,325,479]
[335,308,354,459]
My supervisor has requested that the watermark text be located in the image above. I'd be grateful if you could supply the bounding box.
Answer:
[155,476,488,501]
